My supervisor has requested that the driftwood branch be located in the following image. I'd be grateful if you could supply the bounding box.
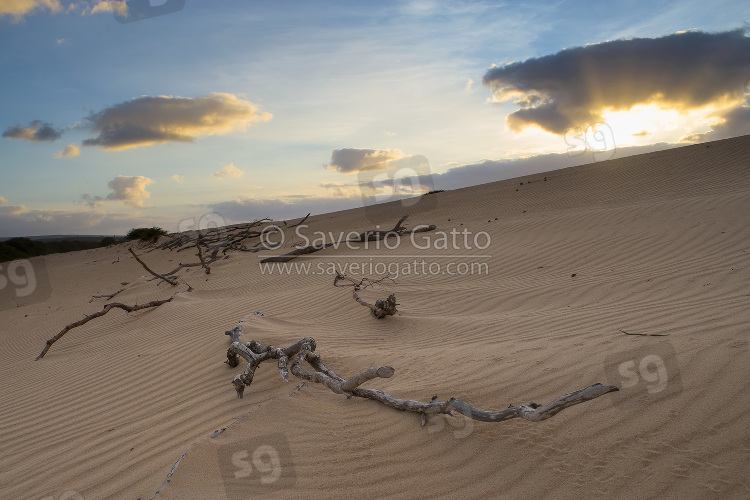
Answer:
[334,274,398,318]
[36,297,175,360]
[224,321,619,423]
[196,240,211,274]
[260,215,437,264]
[129,247,178,286]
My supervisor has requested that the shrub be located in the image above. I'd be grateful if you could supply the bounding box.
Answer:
[125,227,168,242]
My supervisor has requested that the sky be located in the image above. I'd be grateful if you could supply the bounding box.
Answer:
[0,0,748,237]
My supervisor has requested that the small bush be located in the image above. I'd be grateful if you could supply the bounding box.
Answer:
[125,227,168,242]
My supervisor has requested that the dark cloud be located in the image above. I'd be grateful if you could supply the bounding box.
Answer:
[82,92,272,150]
[2,120,62,142]
[483,29,750,134]
[328,148,405,173]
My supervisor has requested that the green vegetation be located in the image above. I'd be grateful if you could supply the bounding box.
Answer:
[125,226,168,242]
[0,237,118,263]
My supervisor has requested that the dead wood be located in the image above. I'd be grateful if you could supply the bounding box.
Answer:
[196,238,210,274]
[350,214,436,242]
[620,329,670,337]
[129,247,178,286]
[260,215,437,264]
[36,297,175,359]
[224,320,619,423]
[334,274,398,318]
[89,288,125,303]
[286,212,311,228]
[259,242,336,263]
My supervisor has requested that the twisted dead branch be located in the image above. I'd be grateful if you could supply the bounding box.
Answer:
[36,296,176,359]
[334,274,398,318]
[224,319,619,423]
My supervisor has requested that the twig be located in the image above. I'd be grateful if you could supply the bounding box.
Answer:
[36,297,175,359]
[287,212,311,228]
[620,329,670,337]
[128,247,178,286]
[89,288,125,303]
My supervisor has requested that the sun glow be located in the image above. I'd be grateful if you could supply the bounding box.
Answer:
[601,103,731,146]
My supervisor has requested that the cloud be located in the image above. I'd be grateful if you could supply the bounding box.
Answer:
[0,206,174,238]
[210,195,362,223]
[82,93,272,150]
[105,175,154,207]
[0,204,28,216]
[54,144,80,158]
[3,120,62,142]
[212,162,244,179]
[0,0,61,20]
[80,193,105,208]
[0,195,7,204]
[87,0,126,16]
[483,29,750,135]
[171,174,185,183]
[328,148,406,173]
[681,105,750,143]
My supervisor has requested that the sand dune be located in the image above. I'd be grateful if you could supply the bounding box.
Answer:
[2,136,750,499]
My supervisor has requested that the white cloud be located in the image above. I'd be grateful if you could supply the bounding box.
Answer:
[54,144,80,158]
[171,174,185,183]
[212,162,244,179]
[106,175,154,207]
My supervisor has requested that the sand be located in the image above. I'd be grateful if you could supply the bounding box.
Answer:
[1,135,749,499]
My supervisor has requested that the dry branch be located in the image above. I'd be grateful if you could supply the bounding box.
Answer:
[89,288,125,303]
[36,297,175,359]
[334,274,398,318]
[129,247,178,286]
[224,320,619,424]
[196,240,211,274]
[286,212,311,228]
[260,215,437,264]
[620,329,670,337]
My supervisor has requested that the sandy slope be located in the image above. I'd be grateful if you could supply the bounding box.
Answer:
[1,136,749,499]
